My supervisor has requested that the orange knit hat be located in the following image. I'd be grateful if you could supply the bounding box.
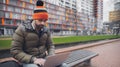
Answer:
[32,0,48,20]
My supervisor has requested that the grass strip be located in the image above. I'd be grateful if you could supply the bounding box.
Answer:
[0,35,120,50]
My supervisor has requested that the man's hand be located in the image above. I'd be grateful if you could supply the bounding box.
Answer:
[33,58,46,66]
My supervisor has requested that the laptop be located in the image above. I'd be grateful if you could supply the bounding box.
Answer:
[43,52,70,67]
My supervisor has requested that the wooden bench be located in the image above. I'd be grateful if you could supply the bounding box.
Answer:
[63,50,98,67]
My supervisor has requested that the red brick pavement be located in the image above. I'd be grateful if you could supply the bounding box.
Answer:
[82,40,120,67]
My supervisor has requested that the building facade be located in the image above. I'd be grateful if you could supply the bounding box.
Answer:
[43,0,77,35]
[0,0,103,36]
[108,0,120,35]
[44,0,77,10]
[76,0,96,35]
[0,0,35,36]
[77,0,94,16]
[109,0,120,22]
[45,2,76,36]
[114,2,120,10]
[0,0,78,36]
[109,11,120,22]
[93,0,103,33]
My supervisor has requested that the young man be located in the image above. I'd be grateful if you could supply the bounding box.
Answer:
[10,0,55,67]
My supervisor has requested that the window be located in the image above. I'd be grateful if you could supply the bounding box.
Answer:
[16,20,21,25]
[22,9,25,13]
[29,4,34,9]
[0,18,2,24]
[5,12,9,18]
[0,4,6,10]
[24,9,32,15]
[19,2,23,7]
[15,7,21,13]
[26,4,34,9]
[27,16,32,19]
[0,0,2,3]
[9,0,17,5]
[13,13,20,19]
[5,19,13,25]
[7,6,14,12]
[0,11,4,17]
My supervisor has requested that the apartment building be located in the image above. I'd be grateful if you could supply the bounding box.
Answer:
[77,0,94,16]
[0,0,103,36]
[114,2,120,10]
[44,0,76,10]
[44,0,77,36]
[76,0,96,35]
[109,1,120,22]
[93,0,103,33]
[0,0,78,36]
[43,0,77,35]
[113,0,120,4]
[0,0,35,36]
[108,0,120,35]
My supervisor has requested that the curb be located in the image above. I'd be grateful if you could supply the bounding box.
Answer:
[55,38,120,54]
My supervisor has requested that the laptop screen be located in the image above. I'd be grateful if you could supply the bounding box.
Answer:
[43,52,70,67]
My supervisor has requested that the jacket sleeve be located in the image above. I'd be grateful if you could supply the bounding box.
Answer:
[10,25,33,63]
[46,30,55,56]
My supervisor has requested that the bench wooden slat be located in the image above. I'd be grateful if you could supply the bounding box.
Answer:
[64,50,98,67]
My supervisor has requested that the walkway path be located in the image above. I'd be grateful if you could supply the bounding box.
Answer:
[78,39,120,67]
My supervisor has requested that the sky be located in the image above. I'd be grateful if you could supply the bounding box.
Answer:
[103,0,114,22]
